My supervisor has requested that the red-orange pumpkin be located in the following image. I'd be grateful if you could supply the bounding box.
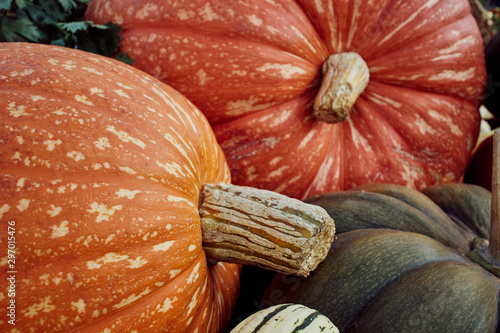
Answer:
[86,0,487,199]
[0,42,240,332]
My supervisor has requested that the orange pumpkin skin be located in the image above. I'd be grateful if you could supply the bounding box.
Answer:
[86,0,486,199]
[0,43,240,332]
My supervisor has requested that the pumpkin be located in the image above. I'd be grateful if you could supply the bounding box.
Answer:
[85,0,486,199]
[0,43,335,332]
[230,303,339,333]
[262,181,500,332]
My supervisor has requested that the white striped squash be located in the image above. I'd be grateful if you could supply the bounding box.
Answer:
[231,304,339,332]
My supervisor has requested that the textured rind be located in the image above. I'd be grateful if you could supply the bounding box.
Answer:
[86,0,486,199]
[0,43,239,333]
[263,230,499,333]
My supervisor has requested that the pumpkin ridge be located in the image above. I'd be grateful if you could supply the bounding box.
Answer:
[344,258,498,332]
[356,0,472,62]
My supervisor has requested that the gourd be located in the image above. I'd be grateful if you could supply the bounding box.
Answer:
[0,43,335,333]
[230,303,339,333]
[261,133,500,332]
[85,0,486,199]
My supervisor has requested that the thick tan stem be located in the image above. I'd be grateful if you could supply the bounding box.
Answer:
[314,52,370,123]
[199,183,336,277]
[490,130,500,259]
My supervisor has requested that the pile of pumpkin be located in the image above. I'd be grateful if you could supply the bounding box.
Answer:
[1,0,500,332]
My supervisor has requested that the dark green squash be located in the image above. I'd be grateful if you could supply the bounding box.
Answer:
[262,182,500,332]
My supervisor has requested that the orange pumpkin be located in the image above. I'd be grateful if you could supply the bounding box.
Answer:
[0,43,335,332]
[85,0,486,199]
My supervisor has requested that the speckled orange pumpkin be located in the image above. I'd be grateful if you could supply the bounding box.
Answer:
[0,42,240,332]
[85,0,486,199]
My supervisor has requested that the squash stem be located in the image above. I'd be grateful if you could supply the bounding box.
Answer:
[199,183,336,277]
[490,130,500,259]
[467,130,500,277]
[313,52,369,123]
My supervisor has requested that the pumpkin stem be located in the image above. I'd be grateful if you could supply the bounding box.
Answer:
[489,130,500,259]
[199,183,336,277]
[467,130,500,277]
[314,52,370,123]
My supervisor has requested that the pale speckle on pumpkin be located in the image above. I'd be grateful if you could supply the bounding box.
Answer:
[30,95,45,101]
[44,139,62,151]
[114,288,151,309]
[118,166,137,175]
[94,137,111,150]
[156,160,184,177]
[196,68,210,86]
[186,263,201,284]
[86,252,131,269]
[115,189,141,199]
[90,87,105,97]
[177,9,195,20]
[82,67,104,75]
[135,3,158,20]
[115,89,131,98]
[74,95,94,106]
[169,269,181,279]
[17,199,30,212]
[414,115,438,136]
[47,204,62,217]
[107,125,147,149]
[198,3,220,22]
[65,150,84,161]
[157,297,175,313]
[62,61,77,70]
[71,299,86,313]
[369,93,403,108]
[428,68,476,82]
[152,240,175,252]
[51,220,69,238]
[16,177,25,188]
[10,68,34,77]
[23,296,56,318]
[166,195,196,208]
[248,14,263,27]
[256,63,307,79]
[188,244,197,251]
[8,102,30,117]
[88,202,123,223]
[428,110,462,136]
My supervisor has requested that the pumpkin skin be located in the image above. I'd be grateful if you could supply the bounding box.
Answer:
[85,0,486,199]
[262,183,499,332]
[0,43,240,332]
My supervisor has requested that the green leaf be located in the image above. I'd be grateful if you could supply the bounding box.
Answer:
[0,0,13,10]
[61,20,89,33]
[1,17,44,42]
[40,0,66,21]
[57,0,77,12]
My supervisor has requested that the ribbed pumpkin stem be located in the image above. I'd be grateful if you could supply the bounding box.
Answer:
[314,52,370,123]
[199,183,336,277]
